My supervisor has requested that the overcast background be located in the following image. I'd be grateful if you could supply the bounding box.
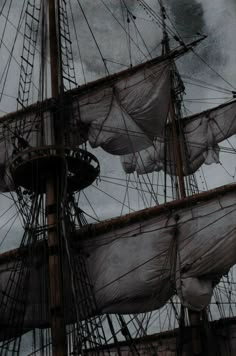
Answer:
[0,0,235,251]
[0,0,236,353]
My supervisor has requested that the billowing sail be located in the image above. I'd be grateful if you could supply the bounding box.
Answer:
[0,184,236,340]
[0,40,204,192]
[0,57,171,191]
[4,93,236,192]
[121,100,236,175]
[72,61,171,155]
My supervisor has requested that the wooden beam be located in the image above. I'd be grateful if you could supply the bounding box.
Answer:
[0,183,235,266]
[47,0,66,354]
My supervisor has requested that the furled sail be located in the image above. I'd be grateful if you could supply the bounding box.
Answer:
[0,58,171,191]
[72,61,171,155]
[0,184,236,341]
[69,39,204,153]
[0,39,205,192]
[121,99,236,175]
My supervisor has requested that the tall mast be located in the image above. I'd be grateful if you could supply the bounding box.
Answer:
[160,2,203,355]
[160,1,186,199]
[49,0,60,97]
[47,0,67,354]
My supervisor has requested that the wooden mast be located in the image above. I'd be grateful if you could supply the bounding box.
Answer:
[160,2,186,199]
[47,0,67,354]
[160,2,203,355]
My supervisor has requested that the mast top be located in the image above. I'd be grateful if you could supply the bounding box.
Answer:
[48,0,61,98]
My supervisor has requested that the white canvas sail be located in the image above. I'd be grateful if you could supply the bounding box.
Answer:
[3,97,235,192]
[1,0,236,353]
[76,62,171,155]
[121,100,236,175]
[0,57,171,191]
[0,41,204,193]
[0,185,236,340]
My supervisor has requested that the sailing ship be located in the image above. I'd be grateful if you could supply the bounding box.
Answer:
[0,0,236,354]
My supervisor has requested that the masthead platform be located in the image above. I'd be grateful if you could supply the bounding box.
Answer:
[9,146,100,193]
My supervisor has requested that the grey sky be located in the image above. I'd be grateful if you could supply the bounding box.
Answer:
[0,0,235,252]
[0,2,235,354]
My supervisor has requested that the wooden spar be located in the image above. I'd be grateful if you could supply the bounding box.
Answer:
[160,2,202,353]
[74,182,236,239]
[0,182,235,265]
[0,36,207,126]
[47,0,67,354]
[171,95,204,354]
[169,100,186,199]
[49,0,60,97]
[169,80,203,355]
[160,0,186,199]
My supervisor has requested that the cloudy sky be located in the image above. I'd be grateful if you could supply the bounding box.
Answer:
[0,0,235,253]
[0,1,235,353]
[0,0,235,111]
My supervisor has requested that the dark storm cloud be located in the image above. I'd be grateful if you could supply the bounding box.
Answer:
[165,0,225,78]
[167,0,205,35]
[69,0,226,82]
